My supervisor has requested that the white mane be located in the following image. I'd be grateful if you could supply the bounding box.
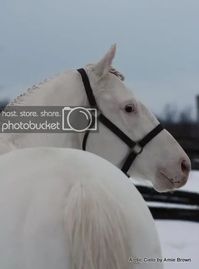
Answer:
[7,67,124,107]
[8,76,56,106]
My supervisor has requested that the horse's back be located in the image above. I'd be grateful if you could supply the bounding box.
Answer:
[0,148,162,269]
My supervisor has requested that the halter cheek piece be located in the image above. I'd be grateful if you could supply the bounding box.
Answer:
[77,68,164,176]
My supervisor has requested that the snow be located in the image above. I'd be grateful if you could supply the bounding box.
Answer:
[148,201,199,209]
[155,171,199,269]
[156,221,199,269]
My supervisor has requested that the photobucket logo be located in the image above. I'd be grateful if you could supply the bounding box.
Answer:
[62,106,97,132]
[1,120,60,132]
[0,106,98,133]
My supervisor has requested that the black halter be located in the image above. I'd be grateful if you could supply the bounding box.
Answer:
[77,68,164,176]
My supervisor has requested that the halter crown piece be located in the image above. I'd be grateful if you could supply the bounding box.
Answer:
[77,68,164,177]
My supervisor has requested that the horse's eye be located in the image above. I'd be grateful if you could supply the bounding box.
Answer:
[124,104,135,113]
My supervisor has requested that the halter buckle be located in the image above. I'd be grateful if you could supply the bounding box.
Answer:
[131,143,143,155]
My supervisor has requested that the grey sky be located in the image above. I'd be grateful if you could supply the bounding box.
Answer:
[0,0,199,117]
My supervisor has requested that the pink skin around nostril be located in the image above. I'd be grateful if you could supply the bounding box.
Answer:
[181,159,191,175]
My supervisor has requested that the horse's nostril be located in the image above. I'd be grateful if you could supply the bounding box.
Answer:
[181,159,191,175]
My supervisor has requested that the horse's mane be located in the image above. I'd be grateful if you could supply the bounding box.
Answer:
[7,67,124,107]
[8,77,52,106]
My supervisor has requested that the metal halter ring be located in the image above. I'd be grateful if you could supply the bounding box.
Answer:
[131,143,143,155]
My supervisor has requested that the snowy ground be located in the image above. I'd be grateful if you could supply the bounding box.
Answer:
[156,171,199,269]
[156,220,198,269]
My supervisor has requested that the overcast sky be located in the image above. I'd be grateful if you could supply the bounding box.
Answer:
[0,0,199,117]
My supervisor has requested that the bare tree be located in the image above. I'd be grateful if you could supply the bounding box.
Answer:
[0,99,9,112]
[162,104,178,123]
[178,107,192,123]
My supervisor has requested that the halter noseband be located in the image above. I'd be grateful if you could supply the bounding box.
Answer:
[77,68,164,176]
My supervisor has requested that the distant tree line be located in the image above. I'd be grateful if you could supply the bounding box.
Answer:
[0,99,9,112]
[158,104,194,123]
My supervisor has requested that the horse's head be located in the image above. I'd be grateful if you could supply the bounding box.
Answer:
[85,45,191,192]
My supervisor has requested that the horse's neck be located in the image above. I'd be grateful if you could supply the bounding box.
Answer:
[13,70,87,106]
[0,70,88,153]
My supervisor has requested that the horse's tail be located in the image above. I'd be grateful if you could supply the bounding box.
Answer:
[64,181,131,269]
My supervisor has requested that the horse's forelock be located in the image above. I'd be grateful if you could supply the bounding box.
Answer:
[109,67,125,81]
[86,64,125,81]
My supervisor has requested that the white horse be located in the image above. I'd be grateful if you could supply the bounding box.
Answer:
[0,45,190,192]
[0,147,163,269]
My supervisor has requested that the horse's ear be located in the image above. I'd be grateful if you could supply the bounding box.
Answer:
[93,44,116,78]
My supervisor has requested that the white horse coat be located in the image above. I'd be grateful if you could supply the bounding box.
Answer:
[0,148,162,269]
